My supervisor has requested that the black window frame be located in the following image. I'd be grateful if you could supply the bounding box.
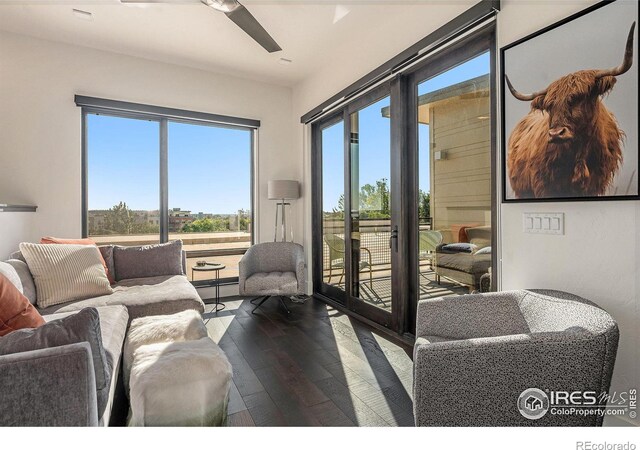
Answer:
[78,96,258,285]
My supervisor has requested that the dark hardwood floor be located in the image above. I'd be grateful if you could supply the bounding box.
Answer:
[202,296,415,427]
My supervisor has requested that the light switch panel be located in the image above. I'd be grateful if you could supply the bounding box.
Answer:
[523,213,564,235]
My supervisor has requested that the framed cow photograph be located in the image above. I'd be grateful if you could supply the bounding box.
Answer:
[501,0,639,202]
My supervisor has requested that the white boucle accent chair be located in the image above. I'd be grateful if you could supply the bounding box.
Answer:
[238,242,306,314]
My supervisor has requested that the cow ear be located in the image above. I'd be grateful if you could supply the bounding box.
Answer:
[595,76,616,96]
[531,96,544,110]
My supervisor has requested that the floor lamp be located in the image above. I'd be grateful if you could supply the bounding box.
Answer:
[268,180,299,242]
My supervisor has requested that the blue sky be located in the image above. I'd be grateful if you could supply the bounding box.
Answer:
[87,115,251,214]
[322,52,490,212]
[88,52,488,215]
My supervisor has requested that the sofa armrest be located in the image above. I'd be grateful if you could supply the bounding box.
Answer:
[412,332,610,426]
[0,342,99,426]
[415,291,530,340]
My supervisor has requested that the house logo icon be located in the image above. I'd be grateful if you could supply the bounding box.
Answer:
[518,388,549,420]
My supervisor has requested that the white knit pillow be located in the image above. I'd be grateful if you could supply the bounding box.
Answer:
[19,243,113,308]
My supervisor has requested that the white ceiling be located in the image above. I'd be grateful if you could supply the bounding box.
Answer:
[0,0,479,86]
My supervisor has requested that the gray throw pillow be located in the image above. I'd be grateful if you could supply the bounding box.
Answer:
[98,245,115,281]
[0,261,23,293]
[9,250,26,263]
[4,259,37,304]
[113,240,183,282]
[0,307,111,417]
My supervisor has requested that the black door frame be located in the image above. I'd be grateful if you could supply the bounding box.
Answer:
[402,23,497,336]
[311,24,497,339]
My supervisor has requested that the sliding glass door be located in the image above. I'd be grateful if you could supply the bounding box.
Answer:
[313,27,496,336]
[314,85,398,328]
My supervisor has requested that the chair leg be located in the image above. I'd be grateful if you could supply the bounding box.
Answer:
[278,296,291,314]
[252,296,270,314]
[250,296,265,305]
[327,265,333,284]
[338,269,344,285]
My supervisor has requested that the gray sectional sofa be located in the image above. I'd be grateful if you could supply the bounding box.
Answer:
[0,243,205,426]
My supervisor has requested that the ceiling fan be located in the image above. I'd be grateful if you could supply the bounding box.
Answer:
[121,0,282,53]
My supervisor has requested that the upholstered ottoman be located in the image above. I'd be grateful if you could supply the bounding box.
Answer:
[128,337,232,426]
[124,310,232,426]
[123,309,208,393]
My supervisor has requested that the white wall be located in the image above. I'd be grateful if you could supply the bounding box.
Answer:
[497,0,639,426]
[0,31,298,262]
[293,0,639,425]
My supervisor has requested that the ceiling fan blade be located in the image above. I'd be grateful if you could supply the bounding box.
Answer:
[225,3,281,53]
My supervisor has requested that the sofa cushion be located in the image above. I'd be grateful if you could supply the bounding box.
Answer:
[43,305,129,423]
[40,237,114,284]
[244,271,298,295]
[0,273,45,337]
[4,260,37,304]
[0,261,23,293]
[19,243,113,308]
[113,241,183,282]
[0,307,110,416]
[38,275,204,321]
[435,251,491,276]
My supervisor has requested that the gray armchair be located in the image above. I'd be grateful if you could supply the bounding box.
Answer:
[413,289,619,426]
[238,242,306,314]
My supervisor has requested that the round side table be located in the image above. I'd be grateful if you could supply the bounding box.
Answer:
[192,263,226,312]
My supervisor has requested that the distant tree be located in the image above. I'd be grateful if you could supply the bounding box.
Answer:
[100,201,135,235]
[359,178,390,219]
[418,190,431,220]
[182,217,229,233]
[90,201,159,235]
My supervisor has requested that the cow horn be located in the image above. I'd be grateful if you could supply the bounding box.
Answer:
[595,22,636,78]
[505,74,547,102]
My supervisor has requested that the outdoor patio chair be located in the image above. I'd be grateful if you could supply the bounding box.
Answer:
[323,233,373,288]
[418,230,442,271]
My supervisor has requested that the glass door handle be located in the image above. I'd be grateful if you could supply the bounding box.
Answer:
[389,225,398,252]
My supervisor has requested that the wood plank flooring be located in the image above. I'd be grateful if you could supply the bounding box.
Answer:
[202,296,415,427]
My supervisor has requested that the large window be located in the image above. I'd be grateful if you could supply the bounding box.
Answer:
[82,99,257,282]
[87,114,160,244]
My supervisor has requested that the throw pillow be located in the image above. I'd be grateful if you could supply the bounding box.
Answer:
[113,240,183,282]
[19,243,113,308]
[4,259,37,304]
[0,307,111,417]
[0,261,23,294]
[441,243,478,254]
[474,246,492,256]
[41,237,114,284]
[0,273,45,337]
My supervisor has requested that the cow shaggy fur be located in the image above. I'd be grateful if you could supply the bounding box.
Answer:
[507,71,624,199]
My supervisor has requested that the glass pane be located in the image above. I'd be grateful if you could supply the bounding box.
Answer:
[417,52,492,300]
[350,96,391,311]
[321,121,346,293]
[87,114,160,245]
[168,122,252,281]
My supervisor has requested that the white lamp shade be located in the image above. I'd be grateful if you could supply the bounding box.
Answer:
[268,180,299,200]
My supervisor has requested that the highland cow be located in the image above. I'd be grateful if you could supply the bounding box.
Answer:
[506,23,635,198]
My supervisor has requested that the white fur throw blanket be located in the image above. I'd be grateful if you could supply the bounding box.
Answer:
[124,309,208,393]
[128,337,232,427]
